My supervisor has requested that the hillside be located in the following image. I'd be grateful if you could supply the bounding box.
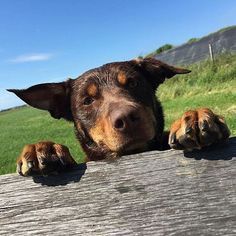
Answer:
[153,26,236,65]
[0,53,235,175]
[158,53,236,132]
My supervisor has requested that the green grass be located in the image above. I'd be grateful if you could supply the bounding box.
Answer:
[0,53,236,175]
[158,53,236,134]
[0,107,84,175]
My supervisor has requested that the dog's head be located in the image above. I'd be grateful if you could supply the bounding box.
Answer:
[8,58,190,159]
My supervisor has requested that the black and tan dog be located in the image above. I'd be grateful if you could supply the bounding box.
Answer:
[8,58,230,176]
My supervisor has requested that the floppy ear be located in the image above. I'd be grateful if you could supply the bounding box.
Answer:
[135,57,191,88]
[7,80,73,121]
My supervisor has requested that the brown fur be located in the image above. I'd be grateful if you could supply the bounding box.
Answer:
[169,108,230,151]
[87,83,98,97]
[8,58,230,176]
[16,141,77,176]
[117,71,128,85]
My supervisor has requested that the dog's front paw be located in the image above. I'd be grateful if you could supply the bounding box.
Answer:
[16,141,77,176]
[169,108,230,151]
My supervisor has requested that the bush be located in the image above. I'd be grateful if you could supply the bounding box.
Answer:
[187,38,199,43]
[155,44,173,54]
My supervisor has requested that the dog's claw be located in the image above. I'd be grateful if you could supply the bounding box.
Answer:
[16,142,77,176]
[201,120,209,132]
[170,133,176,144]
[38,156,45,165]
[16,162,23,175]
[27,161,34,169]
[59,157,66,165]
[185,126,193,134]
[169,108,230,151]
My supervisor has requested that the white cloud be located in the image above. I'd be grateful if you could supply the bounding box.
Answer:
[9,53,53,63]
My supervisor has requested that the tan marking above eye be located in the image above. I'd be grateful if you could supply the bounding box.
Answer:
[87,83,98,97]
[117,72,127,85]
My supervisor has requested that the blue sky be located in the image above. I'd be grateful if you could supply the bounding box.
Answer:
[0,0,235,110]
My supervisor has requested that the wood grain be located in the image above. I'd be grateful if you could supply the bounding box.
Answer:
[0,138,236,236]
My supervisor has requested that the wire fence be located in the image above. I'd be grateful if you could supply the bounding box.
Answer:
[155,27,236,65]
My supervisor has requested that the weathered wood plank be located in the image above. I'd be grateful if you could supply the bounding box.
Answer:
[0,138,236,236]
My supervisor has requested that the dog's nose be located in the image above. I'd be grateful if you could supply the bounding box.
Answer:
[111,107,141,132]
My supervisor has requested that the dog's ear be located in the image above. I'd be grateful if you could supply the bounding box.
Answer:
[134,57,191,89]
[7,80,73,121]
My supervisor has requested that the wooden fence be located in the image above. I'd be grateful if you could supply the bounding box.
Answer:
[0,137,235,235]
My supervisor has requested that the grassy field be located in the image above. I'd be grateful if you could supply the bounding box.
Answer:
[159,53,236,132]
[0,54,235,175]
[0,108,84,175]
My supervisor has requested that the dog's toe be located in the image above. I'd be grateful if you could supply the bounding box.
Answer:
[169,108,231,151]
[16,141,77,176]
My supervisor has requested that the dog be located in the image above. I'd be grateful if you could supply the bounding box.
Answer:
[8,58,230,176]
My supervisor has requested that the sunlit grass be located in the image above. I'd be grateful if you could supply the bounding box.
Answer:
[0,54,235,175]
[0,107,84,175]
[158,53,236,134]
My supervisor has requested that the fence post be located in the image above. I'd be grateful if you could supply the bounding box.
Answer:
[208,43,214,62]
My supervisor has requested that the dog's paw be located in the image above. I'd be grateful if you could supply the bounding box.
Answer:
[16,141,77,176]
[169,108,230,151]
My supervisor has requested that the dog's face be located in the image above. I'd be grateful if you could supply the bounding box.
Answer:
[71,61,158,154]
[8,58,190,159]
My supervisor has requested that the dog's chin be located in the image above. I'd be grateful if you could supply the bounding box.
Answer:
[104,128,156,155]
[94,127,156,156]
[114,136,153,155]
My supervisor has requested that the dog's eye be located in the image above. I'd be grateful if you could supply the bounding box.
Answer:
[128,80,138,88]
[83,97,94,106]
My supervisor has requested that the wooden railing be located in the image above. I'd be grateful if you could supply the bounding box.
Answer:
[0,137,235,235]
